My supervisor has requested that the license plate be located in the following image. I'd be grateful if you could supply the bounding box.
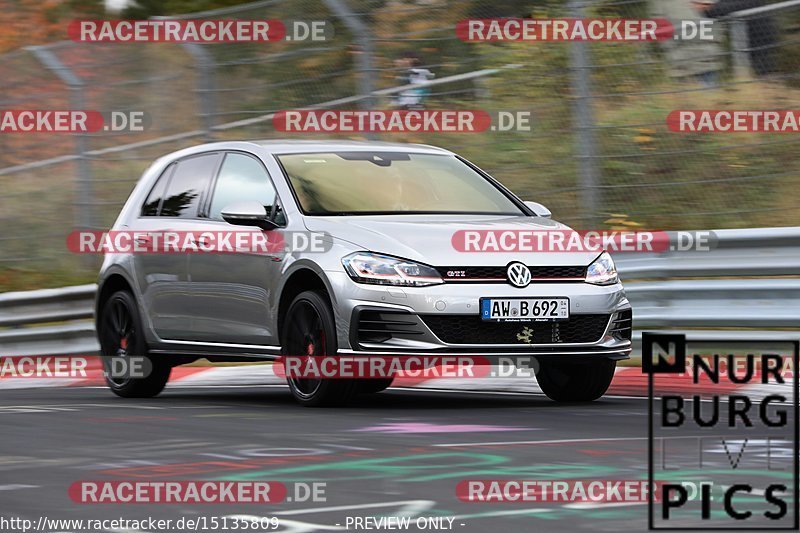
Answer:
[480,298,569,322]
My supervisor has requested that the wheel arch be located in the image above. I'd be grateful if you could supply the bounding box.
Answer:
[95,272,136,332]
[276,266,336,345]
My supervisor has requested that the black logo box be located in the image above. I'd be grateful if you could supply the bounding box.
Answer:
[644,334,799,531]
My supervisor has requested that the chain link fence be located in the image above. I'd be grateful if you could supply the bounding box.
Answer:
[1,0,799,289]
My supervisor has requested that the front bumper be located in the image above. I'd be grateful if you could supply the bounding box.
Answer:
[326,271,632,359]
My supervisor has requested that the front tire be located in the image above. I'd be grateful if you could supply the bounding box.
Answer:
[97,290,171,398]
[535,359,616,402]
[281,290,357,407]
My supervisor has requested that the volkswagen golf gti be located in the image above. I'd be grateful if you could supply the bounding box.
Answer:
[95,140,632,406]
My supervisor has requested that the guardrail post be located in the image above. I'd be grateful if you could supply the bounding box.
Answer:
[28,45,94,232]
[729,19,751,78]
[568,0,599,227]
[323,0,376,139]
[182,43,216,141]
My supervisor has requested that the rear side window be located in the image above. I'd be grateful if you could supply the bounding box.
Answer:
[208,153,277,221]
[160,152,221,218]
[140,164,174,216]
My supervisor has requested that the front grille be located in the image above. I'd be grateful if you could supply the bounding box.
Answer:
[356,310,425,344]
[419,314,610,344]
[437,265,586,282]
[610,308,633,341]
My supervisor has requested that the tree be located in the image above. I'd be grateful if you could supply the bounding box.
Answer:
[0,0,104,53]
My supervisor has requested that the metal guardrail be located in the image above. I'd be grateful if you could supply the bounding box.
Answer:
[0,284,96,357]
[618,228,799,339]
[0,227,798,357]
[616,227,800,279]
[724,0,800,77]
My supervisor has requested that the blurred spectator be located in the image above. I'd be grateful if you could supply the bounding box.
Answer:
[693,0,778,76]
[651,0,724,86]
[393,51,435,109]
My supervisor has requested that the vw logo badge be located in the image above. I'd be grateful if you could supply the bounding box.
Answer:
[507,262,532,288]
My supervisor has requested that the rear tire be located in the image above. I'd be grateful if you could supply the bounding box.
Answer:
[97,290,171,398]
[535,359,616,402]
[281,290,357,407]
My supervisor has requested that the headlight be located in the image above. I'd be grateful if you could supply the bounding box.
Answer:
[586,251,619,286]
[342,252,443,287]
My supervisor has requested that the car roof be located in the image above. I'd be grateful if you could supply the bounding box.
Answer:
[252,139,452,155]
[155,140,453,167]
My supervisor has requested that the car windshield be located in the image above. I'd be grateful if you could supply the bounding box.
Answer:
[276,151,524,216]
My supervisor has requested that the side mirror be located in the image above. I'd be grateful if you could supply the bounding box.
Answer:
[221,200,278,230]
[523,201,551,219]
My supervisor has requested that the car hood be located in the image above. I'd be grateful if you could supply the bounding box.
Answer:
[302,214,601,266]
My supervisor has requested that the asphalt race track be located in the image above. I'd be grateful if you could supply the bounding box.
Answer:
[0,382,715,533]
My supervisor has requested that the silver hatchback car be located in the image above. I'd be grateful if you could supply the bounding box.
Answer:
[96,140,631,406]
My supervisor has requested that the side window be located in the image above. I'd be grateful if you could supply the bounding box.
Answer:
[140,164,174,216]
[161,153,220,218]
[209,153,279,222]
